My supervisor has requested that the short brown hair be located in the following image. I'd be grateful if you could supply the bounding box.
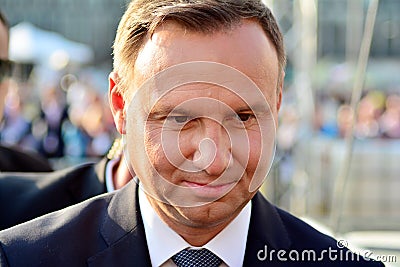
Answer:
[113,0,286,96]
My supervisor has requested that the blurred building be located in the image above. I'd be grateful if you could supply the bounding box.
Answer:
[269,0,400,92]
[3,0,399,70]
[318,0,400,59]
[1,0,129,67]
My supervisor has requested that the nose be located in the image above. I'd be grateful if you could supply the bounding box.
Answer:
[192,119,231,176]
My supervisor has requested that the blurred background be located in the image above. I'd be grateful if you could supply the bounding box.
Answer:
[1,0,399,264]
[1,0,127,166]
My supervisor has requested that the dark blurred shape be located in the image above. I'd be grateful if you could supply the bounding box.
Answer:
[0,59,14,82]
[0,145,53,172]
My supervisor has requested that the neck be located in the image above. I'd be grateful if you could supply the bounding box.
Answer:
[173,225,227,247]
[112,159,133,190]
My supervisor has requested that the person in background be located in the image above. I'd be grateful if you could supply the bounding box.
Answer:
[0,1,384,266]
[0,138,132,230]
[0,9,132,231]
[0,9,53,172]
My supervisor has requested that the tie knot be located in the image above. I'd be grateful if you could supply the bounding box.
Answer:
[172,248,222,267]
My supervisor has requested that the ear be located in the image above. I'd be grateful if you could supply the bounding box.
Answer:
[276,71,285,112]
[109,72,126,134]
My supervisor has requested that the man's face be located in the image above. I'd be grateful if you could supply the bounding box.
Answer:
[111,20,282,230]
[0,21,9,121]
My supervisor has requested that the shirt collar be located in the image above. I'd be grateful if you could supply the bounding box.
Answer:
[105,157,120,192]
[139,186,251,267]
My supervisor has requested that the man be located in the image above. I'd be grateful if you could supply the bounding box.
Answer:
[0,138,132,230]
[0,9,53,172]
[0,1,384,266]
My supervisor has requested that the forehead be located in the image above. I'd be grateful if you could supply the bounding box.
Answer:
[129,19,279,108]
[134,61,271,115]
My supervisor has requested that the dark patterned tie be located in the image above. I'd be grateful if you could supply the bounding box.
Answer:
[172,248,222,267]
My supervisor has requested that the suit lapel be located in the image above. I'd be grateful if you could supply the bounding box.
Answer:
[87,228,151,267]
[243,192,291,266]
[87,181,152,267]
[88,185,291,266]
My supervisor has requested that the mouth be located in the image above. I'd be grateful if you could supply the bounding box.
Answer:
[180,180,238,199]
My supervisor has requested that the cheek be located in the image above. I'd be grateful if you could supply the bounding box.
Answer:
[145,126,181,175]
[245,131,262,174]
[144,126,163,164]
[248,127,276,191]
[229,129,261,171]
[157,128,197,168]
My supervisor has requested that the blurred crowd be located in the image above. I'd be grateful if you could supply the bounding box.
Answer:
[315,90,400,139]
[0,67,117,160]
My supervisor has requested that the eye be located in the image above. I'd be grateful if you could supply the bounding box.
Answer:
[166,115,192,124]
[224,112,257,128]
[236,113,253,122]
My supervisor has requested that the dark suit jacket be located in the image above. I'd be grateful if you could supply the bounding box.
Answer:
[0,158,108,230]
[0,179,384,267]
[0,145,53,172]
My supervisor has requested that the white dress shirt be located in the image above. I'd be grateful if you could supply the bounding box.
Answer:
[105,157,120,192]
[139,187,251,267]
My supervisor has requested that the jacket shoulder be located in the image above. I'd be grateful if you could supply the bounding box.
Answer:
[0,192,115,266]
[0,162,105,230]
[0,145,53,172]
[249,194,383,266]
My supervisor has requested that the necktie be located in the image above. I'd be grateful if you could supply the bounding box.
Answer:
[172,248,222,267]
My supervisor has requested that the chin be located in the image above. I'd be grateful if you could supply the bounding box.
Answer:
[179,196,244,225]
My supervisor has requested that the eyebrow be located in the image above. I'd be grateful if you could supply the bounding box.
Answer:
[236,103,271,113]
[148,105,193,118]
